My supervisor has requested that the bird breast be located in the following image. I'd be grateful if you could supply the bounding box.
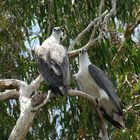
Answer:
[75,67,118,116]
[35,43,66,64]
[75,68,100,98]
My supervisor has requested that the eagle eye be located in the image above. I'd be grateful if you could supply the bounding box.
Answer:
[53,28,56,32]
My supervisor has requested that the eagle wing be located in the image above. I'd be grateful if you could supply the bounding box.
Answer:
[88,64,122,114]
[35,44,70,95]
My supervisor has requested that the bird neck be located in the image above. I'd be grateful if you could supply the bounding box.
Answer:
[50,33,61,43]
[79,53,91,69]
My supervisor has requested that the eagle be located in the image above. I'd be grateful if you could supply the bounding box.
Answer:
[35,27,70,95]
[75,49,124,129]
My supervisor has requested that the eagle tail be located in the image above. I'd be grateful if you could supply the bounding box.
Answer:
[49,85,63,96]
[49,85,69,96]
[100,107,124,129]
[59,85,69,95]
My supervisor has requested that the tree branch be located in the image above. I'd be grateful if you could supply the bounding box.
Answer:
[0,75,109,140]
[0,90,19,102]
[98,0,105,16]
[68,10,108,52]
[0,79,20,90]
[68,0,116,58]
[29,75,43,93]
[31,89,109,140]
[0,76,43,140]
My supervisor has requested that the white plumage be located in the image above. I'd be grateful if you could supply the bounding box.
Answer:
[75,49,124,129]
[35,27,70,95]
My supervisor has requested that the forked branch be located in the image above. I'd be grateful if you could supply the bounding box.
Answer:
[68,0,116,58]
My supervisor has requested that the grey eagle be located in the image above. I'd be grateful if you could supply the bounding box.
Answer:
[75,49,124,129]
[35,27,70,95]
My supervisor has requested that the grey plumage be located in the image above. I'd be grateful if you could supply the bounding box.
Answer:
[35,27,70,95]
[75,49,124,129]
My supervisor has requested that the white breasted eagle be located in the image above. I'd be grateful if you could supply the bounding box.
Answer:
[75,49,124,129]
[35,27,70,95]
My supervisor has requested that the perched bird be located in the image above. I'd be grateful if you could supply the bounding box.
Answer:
[75,49,124,129]
[35,27,70,95]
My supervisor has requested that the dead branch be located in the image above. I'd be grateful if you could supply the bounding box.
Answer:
[0,79,20,90]
[29,75,43,92]
[98,0,105,16]
[0,75,108,140]
[0,76,43,140]
[0,90,19,101]
[68,0,116,58]
[31,89,109,140]
[68,10,108,52]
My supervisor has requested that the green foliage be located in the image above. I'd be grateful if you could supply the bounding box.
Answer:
[0,0,140,139]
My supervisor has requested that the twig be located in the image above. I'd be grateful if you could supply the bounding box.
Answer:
[68,30,104,58]
[98,0,105,16]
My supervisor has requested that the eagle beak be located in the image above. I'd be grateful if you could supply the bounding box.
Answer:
[80,49,87,55]
[61,27,64,32]
[56,27,64,32]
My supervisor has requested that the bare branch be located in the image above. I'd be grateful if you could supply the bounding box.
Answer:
[29,75,43,93]
[31,89,109,140]
[0,75,108,140]
[9,80,36,140]
[101,0,116,31]
[98,0,105,16]
[0,79,20,102]
[68,89,109,139]
[5,76,44,139]
[31,90,97,111]
[68,10,108,51]
[0,75,43,102]
[68,89,96,103]
[0,90,19,102]
[0,79,20,90]
[68,0,116,59]
[68,31,103,58]
[103,0,116,21]
[9,99,36,140]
